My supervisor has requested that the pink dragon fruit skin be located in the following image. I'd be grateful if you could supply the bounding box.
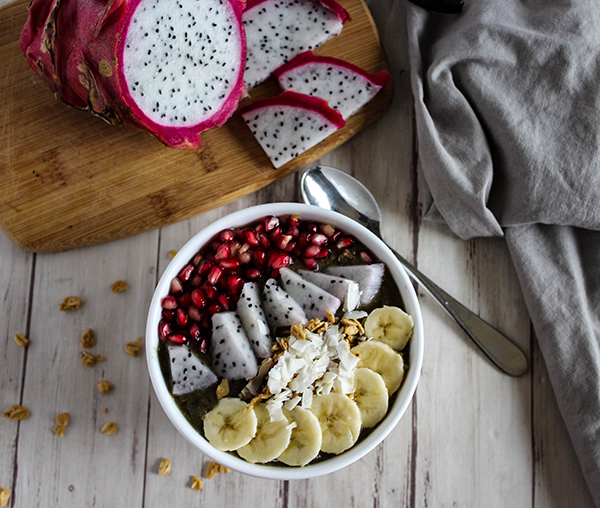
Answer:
[240,89,345,168]
[20,0,247,149]
[273,51,392,120]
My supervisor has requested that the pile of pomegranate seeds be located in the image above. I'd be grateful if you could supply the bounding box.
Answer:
[158,215,375,351]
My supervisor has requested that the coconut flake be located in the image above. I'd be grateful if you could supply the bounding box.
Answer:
[343,310,368,320]
[343,281,361,312]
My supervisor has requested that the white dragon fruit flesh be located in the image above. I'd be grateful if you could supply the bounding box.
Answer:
[262,278,307,329]
[279,267,341,320]
[274,51,392,119]
[168,344,218,396]
[20,0,247,149]
[236,282,273,358]
[325,263,385,306]
[240,90,345,168]
[211,312,258,380]
[242,0,349,90]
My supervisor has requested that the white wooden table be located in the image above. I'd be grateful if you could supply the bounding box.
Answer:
[0,0,595,506]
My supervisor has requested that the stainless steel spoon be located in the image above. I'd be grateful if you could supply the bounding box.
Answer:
[301,165,528,377]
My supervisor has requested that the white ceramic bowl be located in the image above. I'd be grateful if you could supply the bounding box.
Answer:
[146,203,423,480]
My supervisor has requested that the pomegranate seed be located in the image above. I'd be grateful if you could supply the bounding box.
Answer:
[312,233,328,246]
[203,284,218,301]
[170,277,183,294]
[215,243,231,261]
[269,226,281,239]
[178,293,192,308]
[298,233,311,248]
[283,240,296,252]
[234,228,246,239]
[218,274,229,290]
[331,231,342,242]
[191,289,206,309]
[170,334,187,344]
[161,296,178,309]
[256,223,265,233]
[200,312,211,329]
[303,245,321,258]
[245,267,261,279]
[230,241,241,256]
[220,258,240,270]
[193,253,203,266]
[198,260,213,275]
[206,252,217,263]
[303,257,319,270]
[320,223,336,236]
[336,236,354,249]
[159,321,172,341]
[227,275,244,296]
[287,226,299,238]
[218,293,231,310]
[276,234,293,250]
[208,266,222,285]
[360,251,374,263]
[189,273,202,287]
[293,246,302,256]
[177,308,189,326]
[270,252,291,270]
[179,264,195,282]
[220,229,234,242]
[238,242,251,254]
[208,303,222,314]
[264,216,279,232]
[199,338,208,354]
[162,309,175,322]
[259,232,271,248]
[188,305,202,322]
[244,229,259,246]
[306,223,318,233]
[238,252,252,264]
[210,240,221,252]
[270,269,280,278]
[253,249,267,269]
[288,214,300,226]
[189,323,201,340]
[315,247,330,259]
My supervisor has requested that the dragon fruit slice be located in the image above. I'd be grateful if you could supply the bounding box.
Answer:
[168,344,218,396]
[297,269,360,312]
[236,282,273,359]
[273,51,392,120]
[242,0,349,90]
[211,312,259,380]
[325,263,385,306]
[20,0,247,149]
[262,278,307,329]
[279,267,340,320]
[240,90,345,168]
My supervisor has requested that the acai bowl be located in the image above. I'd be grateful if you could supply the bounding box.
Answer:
[146,203,423,479]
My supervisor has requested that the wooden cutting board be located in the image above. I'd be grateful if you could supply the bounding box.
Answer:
[0,0,392,253]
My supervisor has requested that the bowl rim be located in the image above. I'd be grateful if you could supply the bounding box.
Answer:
[146,202,423,480]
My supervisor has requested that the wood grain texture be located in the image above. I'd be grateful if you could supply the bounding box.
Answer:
[0,0,392,253]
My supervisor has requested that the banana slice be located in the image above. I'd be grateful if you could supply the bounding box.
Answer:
[364,305,414,351]
[353,368,389,428]
[309,393,362,455]
[278,407,322,466]
[351,340,405,395]
[203,398,258,451]
[237,404,293,463]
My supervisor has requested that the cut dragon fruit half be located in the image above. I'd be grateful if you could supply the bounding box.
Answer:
[239,90,345,168]
[273,51,392,120]
[241,0,349,90]
[20,0,247,149]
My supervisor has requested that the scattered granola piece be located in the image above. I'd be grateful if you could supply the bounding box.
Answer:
[81,350,105,367]
[101,422,117,435]
[3,405,30,420]
[190,476,203,490]
[125,337,142,357]
[168,250,178,259]
[0,487,10,508]
[97,380,114,394]
[325,310,336,324]
[216,379,229,400]
[111,280,128,293]
[56,413,69,428]
[80,329,96,348]
[53,426,65,437]
[158,458,171,476]
[14,334,29,347]
[60,296,82,311]
[205,461,231,479]
[103,408,108,413]
[290,323,307,340]
[344,325,359,336]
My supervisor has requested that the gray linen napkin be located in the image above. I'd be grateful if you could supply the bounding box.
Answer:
[406,0,600,504]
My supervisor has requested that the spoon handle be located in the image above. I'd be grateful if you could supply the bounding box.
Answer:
[388,247,528,377]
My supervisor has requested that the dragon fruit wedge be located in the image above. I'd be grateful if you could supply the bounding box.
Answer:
[20,0,247,149]
[242,0,349,90]
[240,90,345,168]
[236,282,273,359]
[279,267,341,320]
[168,344,218,396]
[325,263,385,306]
[211,312,258,380]
[273,51,392,120]
[262,278,307,329]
